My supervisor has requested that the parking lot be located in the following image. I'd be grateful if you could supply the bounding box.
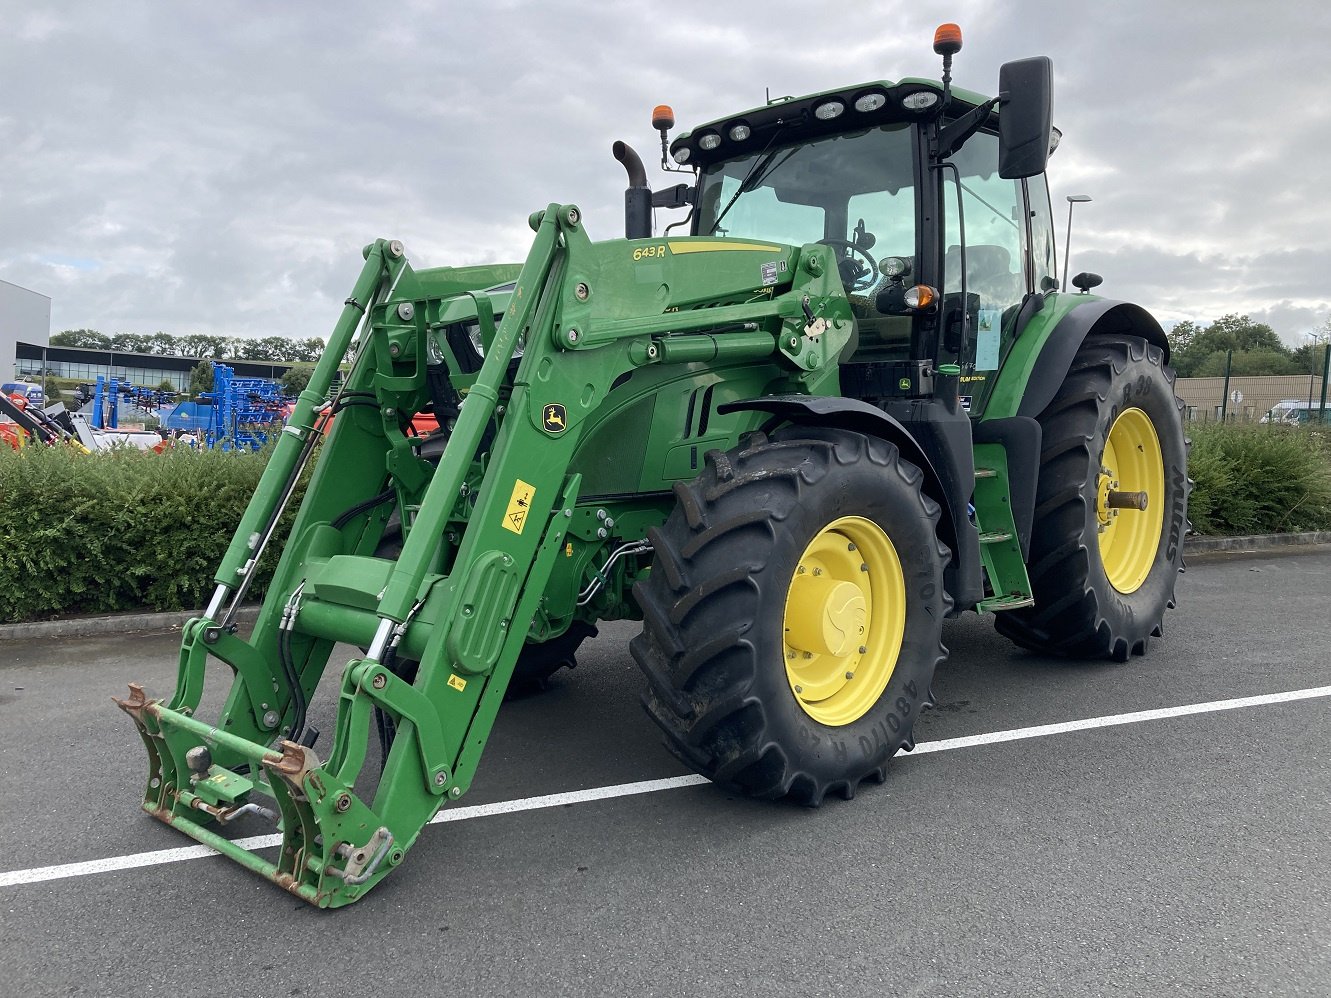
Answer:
[3,547,1329,997]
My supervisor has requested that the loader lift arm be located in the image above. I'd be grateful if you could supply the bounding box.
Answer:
[116,205,855,906]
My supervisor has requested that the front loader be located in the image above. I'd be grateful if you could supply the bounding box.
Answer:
[116,24,1188,907]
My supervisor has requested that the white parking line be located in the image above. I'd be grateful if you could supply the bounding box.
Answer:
[3,684,1328,889]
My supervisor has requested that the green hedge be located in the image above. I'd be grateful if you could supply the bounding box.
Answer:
[3,424,1330,624]
[1187,424,1331,536]
[0,444,302,624]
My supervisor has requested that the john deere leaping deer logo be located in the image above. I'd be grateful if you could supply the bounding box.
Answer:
[542,403,568,434]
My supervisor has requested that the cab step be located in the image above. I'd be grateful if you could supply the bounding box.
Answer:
[971,442,1034,614]
[977,592,1036,612]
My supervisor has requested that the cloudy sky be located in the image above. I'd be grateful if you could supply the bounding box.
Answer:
[3,1,1329,347]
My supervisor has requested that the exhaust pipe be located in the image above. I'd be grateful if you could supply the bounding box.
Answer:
[613,141,652,239]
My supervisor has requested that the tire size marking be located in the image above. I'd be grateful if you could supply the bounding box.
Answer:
[857,679,920,757]
[1166,465,1187,563]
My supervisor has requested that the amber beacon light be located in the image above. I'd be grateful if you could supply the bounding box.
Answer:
[933,22,963,55]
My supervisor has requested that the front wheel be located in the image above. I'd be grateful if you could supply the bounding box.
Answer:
[631,427,951,806]
[996,334,1189,660]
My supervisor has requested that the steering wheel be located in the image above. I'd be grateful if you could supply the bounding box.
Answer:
[817,238,878,293]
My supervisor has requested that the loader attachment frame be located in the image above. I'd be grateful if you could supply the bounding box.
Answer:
[116,204,855,906]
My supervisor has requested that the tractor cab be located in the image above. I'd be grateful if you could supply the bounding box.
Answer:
[667,36,1057,415]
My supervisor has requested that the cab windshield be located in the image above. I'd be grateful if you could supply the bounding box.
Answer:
[694,123,917,262]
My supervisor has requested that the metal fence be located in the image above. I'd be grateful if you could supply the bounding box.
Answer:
[1176,374,1329,424]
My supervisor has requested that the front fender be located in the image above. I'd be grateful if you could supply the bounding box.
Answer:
[716,394,983,613]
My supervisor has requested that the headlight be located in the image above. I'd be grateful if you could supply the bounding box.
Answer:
[902,92,939,111]
[467,323,525,359]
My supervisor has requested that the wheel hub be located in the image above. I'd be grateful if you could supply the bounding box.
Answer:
[785,576,865,657]
[1095,407,1166,594]
[782,516,906,727]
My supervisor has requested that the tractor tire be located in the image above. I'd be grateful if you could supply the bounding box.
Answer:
[506,621,598,696]
[373,524,594,695]
[631,427,951,806]
[995,334,1188,661]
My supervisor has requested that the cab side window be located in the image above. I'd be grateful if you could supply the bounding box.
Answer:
[942,131,1026,371]
[1025,172,1057,293]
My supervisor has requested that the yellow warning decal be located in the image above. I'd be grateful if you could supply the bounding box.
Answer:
[502,479,535,535]
[667,240,782,254]
[448,674,467,692]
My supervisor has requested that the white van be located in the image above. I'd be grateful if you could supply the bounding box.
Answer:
[1261,399,1331,425]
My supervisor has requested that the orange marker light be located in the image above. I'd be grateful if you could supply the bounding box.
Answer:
[652,105,676,131]
[933,23,963,56]
[905,285,938,310]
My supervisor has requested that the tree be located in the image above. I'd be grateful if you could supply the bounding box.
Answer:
[51,328,111,349]
[1192,349,1301,378]
[1166,320,1201,355]
[144,331,178,355]
[188,360,216,397]
[177,334,228,359]
[295,337,327,362]
[1170,314,1295,377]
[1203,314,1285,353]
[1292,342,1328,372]
[280,364,314,396]
[260,336,298,361]
[110,332,153,354]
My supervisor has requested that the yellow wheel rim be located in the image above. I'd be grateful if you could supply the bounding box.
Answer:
[1096,407,1166,594]
[782,516,906,726]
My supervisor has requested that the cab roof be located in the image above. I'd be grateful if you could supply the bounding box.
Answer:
[669,77,994,170]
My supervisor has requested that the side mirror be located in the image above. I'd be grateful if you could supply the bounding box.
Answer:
[998,56,1053,179]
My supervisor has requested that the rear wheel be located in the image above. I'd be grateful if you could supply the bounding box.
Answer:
[995,334,1188,660]
[631,427,950,806]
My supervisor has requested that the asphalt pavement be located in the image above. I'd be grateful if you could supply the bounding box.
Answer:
[1,548,1328,997]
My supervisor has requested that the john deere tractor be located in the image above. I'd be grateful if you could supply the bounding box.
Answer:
[116,24,1188,906]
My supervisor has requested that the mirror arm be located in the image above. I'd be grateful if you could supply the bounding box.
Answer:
[651,184,695,209]
[935,95,1002,160]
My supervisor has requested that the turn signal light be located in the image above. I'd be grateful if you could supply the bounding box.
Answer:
[904,285,938,310]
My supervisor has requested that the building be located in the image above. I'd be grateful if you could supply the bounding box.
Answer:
[1,281,51,380]
[1175,375,1326,422]
[13,342,296,393]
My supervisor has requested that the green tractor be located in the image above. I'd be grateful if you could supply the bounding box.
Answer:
[116,24,1188,907]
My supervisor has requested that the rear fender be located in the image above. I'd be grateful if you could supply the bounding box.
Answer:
[987,297,1168,420]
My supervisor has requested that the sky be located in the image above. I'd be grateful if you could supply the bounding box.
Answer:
[2,1,1329,347]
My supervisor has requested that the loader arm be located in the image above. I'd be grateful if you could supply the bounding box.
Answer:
[116,204,855,906]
